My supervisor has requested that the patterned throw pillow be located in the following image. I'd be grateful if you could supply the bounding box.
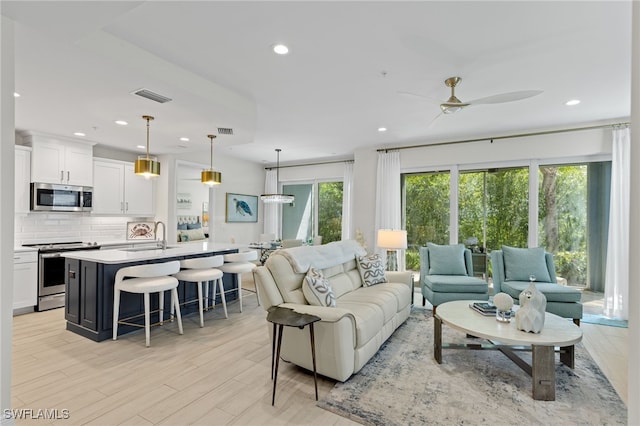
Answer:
[357,253,387,286]
[302,268,336,307]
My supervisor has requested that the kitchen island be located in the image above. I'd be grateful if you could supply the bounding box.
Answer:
[63,242,241,341]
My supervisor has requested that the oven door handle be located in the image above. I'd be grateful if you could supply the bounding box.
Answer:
[40,252,62,258]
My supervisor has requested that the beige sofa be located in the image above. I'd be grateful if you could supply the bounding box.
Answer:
[253,240,413,381]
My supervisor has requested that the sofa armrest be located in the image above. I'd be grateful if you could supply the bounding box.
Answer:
[385,271,413,286]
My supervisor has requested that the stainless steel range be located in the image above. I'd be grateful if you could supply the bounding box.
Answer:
[22,241,101,311]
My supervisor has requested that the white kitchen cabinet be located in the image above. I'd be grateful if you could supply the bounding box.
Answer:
[26,133,93,186]
[15,146,31,213]
[13,250,38,313]
[93,159,155,216]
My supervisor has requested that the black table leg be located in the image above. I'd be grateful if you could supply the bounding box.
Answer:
[309,323,318,401]
[272,324,284,406]
[271,322,277,380]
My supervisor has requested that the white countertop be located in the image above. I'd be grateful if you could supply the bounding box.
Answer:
[62,241,243,264]
[14,246,38,253]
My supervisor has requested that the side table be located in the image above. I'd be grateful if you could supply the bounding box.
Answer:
[267,306,321,405]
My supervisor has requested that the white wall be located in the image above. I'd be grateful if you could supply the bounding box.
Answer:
[1,15,14,425]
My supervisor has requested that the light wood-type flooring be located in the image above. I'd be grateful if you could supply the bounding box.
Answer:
[10,278,627,425]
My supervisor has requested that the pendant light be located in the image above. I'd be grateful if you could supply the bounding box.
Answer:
[202,134,222,186]
[261,148,295,203]
[134,115,161,178]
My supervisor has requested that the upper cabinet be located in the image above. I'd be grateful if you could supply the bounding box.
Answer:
[25,133,94,186]
[93,158,155,216]
[15,146,31,214]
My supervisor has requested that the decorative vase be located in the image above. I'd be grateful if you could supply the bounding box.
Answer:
[515,282,547,333]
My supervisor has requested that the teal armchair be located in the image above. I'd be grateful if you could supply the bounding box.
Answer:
[490,247,582,325]
[419,243,488,314]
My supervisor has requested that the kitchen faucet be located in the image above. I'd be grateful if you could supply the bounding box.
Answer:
[154,221,167,250]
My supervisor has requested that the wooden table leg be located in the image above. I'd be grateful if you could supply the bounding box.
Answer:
[272,324,284,406]
[532,345,555,401]
[309,323,318,401]
[560,344,575,369]
[434,316,442,364]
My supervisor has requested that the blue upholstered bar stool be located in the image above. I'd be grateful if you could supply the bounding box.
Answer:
[112,260,183,347]
[219,251,258,313]
[173,255,227,327]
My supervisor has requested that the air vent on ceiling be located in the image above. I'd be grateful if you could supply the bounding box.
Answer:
[217,127,234,135]
[130,88,172,104]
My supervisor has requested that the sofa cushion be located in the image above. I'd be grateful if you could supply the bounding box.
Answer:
[303,268,336,307]
[424,275,488,293]
[501,281,581,303]
[427,243,467,275]
[357,253,387,286]
[178,228,206,242]
[502,245,551,283]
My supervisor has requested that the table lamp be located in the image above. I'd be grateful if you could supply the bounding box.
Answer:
[377,229,408,271]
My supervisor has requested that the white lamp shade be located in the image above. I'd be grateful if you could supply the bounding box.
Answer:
[377,229,408,250]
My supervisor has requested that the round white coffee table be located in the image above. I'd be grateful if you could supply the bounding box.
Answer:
[434,300,583,401]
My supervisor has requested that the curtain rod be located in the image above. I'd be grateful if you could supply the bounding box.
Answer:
[265,159,353,170]
[377,121,630,153]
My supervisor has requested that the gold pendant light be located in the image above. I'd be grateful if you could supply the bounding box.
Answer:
[134,115,161,178]
[260,149,294,203]
[202,134,222,186]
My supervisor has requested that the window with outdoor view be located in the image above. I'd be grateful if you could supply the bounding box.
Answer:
[402,172,450,270]
[282,181,343,244]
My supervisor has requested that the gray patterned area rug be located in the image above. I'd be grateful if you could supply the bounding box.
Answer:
[318,308,627,425]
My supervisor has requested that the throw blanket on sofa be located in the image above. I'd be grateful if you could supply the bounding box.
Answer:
[276,239,367,273]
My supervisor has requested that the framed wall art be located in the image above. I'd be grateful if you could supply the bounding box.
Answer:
[226,193,258,223]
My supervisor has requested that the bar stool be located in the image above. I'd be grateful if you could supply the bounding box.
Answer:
[219,251,258,312]
[172,255,227,327]
[112,261,183,347]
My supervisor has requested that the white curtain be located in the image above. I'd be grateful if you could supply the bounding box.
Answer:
[341,161,355,240]
[263,169,280,238]
[604,127,630,319]
[375,150,405,270]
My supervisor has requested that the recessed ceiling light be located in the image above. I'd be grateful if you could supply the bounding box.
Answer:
[179,137,189,142]
[565,99,581,106]
[378,127,387,132]
[136,145,145,149]
[115,120,128,126]
[13,92,20,97]
[73,132,86,137]
[273,44,289,55]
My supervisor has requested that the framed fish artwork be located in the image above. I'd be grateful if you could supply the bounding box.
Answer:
[226,193,258,223]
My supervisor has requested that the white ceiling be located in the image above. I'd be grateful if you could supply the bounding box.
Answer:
[2,1,632,165]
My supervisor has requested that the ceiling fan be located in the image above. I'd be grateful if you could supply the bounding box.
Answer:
[438,76,543,114]
[400,77,543,126]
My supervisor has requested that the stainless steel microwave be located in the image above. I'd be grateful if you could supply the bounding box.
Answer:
[30,182,93,212]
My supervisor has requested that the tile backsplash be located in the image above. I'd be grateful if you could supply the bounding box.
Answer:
[15,213,154,246]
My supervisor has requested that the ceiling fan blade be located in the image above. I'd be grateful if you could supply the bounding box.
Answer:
[397,90,438,102]
[427,111,444,128]
[469,90,543,105]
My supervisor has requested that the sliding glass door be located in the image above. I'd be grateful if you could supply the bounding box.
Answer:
[402,172,450,270]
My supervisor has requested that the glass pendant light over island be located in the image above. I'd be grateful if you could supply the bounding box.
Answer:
[134,115,161,178]
[202,134,222,186]
[260,149,295,203]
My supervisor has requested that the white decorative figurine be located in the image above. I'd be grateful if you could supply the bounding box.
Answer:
[515,280,547,333]
[493,292,514,322]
